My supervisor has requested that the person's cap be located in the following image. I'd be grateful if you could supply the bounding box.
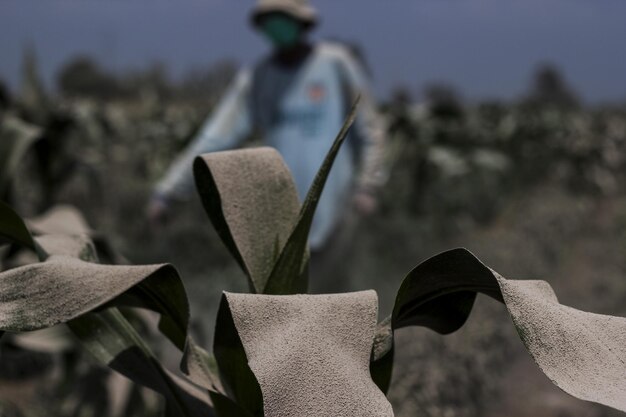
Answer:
[251,0,318,29]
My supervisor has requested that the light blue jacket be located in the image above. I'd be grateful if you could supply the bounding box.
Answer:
[155,42,386,249]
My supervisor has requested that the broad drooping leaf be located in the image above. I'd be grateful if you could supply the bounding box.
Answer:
[0,203,208,413]
[221,290,394,417]
[2,203,189,349]
[263,97,360,295]
[0,254,188,342]
[373,248,626,412]
[6,203,187,348]
[0,116,41,197]
[193,148,301,294]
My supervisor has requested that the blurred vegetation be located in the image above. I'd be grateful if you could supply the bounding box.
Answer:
[56,55,236,105]
[1,50,626,417]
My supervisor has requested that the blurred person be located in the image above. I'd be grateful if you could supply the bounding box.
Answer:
[148,0,387,254]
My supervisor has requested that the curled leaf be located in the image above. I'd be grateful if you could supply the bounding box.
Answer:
[193,98,360,295]
[382,248,626,412]
[194,148,301,293]
[0,254,187,345]
[1,204,189,349]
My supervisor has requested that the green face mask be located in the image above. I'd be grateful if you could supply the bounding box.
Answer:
[260,14,303,50]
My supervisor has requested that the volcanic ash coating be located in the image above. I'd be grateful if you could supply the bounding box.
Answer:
[225,290,395,417]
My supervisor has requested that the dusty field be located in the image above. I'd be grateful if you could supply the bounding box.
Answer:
[3,97,626,416]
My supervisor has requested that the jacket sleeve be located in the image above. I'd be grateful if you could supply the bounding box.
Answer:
[335,48,389,192]
[154,69,253,201]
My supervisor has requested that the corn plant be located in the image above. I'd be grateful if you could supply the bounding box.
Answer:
[1,101,625,416]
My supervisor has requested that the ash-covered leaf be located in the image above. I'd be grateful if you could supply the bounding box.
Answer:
[193,98,359,295]
[194,148,300,294]
[384,248,626,412]
[0,255,189,353]
[222,290,394,417]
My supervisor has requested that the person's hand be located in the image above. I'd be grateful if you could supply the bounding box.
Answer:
[353,190,378,216]
[146,194,172,229]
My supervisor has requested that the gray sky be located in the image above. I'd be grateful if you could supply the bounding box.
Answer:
[1,0,625,102]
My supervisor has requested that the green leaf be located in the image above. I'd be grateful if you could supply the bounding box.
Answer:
[392,248,497,332]
[213,293,264,416]
[193,148,301,293]
[386,248,626,412]
[0,116,41,197]
[0,200,46,259]
[263,97,360,295]
[221,290,394,417]
[68,308,214,417]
